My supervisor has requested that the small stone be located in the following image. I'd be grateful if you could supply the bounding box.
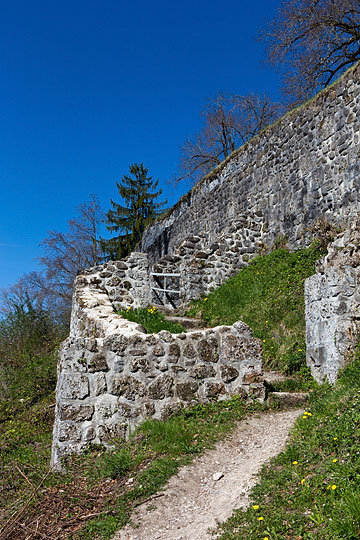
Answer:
[212,472,224,481]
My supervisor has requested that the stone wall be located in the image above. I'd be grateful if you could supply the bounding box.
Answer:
[141,63,360,265]
[51,263,264,467]
[305,222,360,383]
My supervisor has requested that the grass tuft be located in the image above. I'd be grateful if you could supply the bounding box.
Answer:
[118,306,185,334]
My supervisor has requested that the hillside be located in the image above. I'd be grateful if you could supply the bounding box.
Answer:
[1,244,359,539]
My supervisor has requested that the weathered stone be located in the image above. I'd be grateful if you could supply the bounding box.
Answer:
[198,338,219,363]
[168,343,180,363]
[58,422,82,442]
[104,335,129,354]
[84,427,96,441]
[148,375,174,400]
[130,357,150,372]
[59,404,94,422]
[95,373,107,395]
[190,364,216,379]
[242,370,263,384]
[204,382,225,398]
[59,373,89,400]
[183,343,196,359]
[220,365,239,383]
[98,422,127,443]
[153,344,165,357]
[109,376,145,400]
[143,402,156,416]
[88,352,109,372]
[176,381,199,401]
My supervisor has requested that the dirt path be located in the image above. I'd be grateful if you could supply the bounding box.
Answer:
[113,409,302,540]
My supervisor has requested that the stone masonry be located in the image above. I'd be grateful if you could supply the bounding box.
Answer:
[141,63,360,265]
[51,262,264,467]
[305,221,360,383]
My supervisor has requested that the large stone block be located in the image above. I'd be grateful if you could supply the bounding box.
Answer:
[108,375,145,400]
[59,373,89,400]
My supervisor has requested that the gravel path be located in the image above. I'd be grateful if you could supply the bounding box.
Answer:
[113,409,302,540]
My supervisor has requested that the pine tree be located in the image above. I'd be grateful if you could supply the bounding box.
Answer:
[101,163,167,260]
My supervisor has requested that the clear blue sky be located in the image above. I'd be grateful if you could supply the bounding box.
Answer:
[0,0,282,290]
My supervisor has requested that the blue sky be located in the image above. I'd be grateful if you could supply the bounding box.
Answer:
[0,0,282,290]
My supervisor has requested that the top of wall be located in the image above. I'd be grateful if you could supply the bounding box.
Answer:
[141,62,360,262]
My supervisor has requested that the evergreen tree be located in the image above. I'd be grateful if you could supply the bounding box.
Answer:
[101,163,167,260]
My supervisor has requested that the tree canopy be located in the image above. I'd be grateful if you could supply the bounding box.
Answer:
[176,92,281,185]
[261,0,360,103]
[101,163,167,260]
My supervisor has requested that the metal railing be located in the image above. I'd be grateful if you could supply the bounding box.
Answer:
[150,272,180,308]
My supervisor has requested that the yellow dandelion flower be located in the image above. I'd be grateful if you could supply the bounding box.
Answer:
[334,437,338,440]
[298,348,303,352]
[301,478,306,485]
[292,461,298,465]
[302,416,307,419]
[258,516,264,521]
[331,484,337,490]
[263,537,269,540]
[263,339,266,343]
[332,458,338,463]
[253,505,259,510]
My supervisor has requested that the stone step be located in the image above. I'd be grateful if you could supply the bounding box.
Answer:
[267,391,310,408]
[263,371,289,384]
[165,316,205,330]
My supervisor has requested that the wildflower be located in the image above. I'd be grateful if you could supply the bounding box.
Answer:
[292,461,298,465]
[302,416,308,419]
[258,516,264,521]
[332,459,338,463]
[298,348,303,352]
[253,505,259,510]
[331,484,337,490]
[263,339,266,343]
[333,437,338,441]
[204,297,208,302]
[263,537,269,540]
[301,478,306,485]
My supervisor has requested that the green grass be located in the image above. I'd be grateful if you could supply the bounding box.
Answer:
[187,246,325,374]
[118,306,185,334]
[213,350,360,540]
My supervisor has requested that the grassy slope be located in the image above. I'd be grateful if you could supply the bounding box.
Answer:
[215,353,360,540]
[188,246,325,375]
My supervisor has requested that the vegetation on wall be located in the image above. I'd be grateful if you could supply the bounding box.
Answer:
[118,306,185,334]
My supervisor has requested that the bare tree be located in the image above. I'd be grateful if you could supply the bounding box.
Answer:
[176,92,281,185]
[38,194,104,315]
[261,0,360,103]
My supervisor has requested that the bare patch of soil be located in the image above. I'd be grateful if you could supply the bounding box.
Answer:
[114,409,302,540]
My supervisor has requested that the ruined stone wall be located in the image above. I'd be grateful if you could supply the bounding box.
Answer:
[51,264,264,467]
[305,222,360,383]
[141,63,360,265]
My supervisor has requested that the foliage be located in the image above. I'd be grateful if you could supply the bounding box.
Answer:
[101,164,167,260]
[176,92,281,185]
[0,195,104,328]
[0,303,63,517]
[187,246,326,373]
[214,349,360,540]
[260,0,360,103]
[118,306,185,334]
